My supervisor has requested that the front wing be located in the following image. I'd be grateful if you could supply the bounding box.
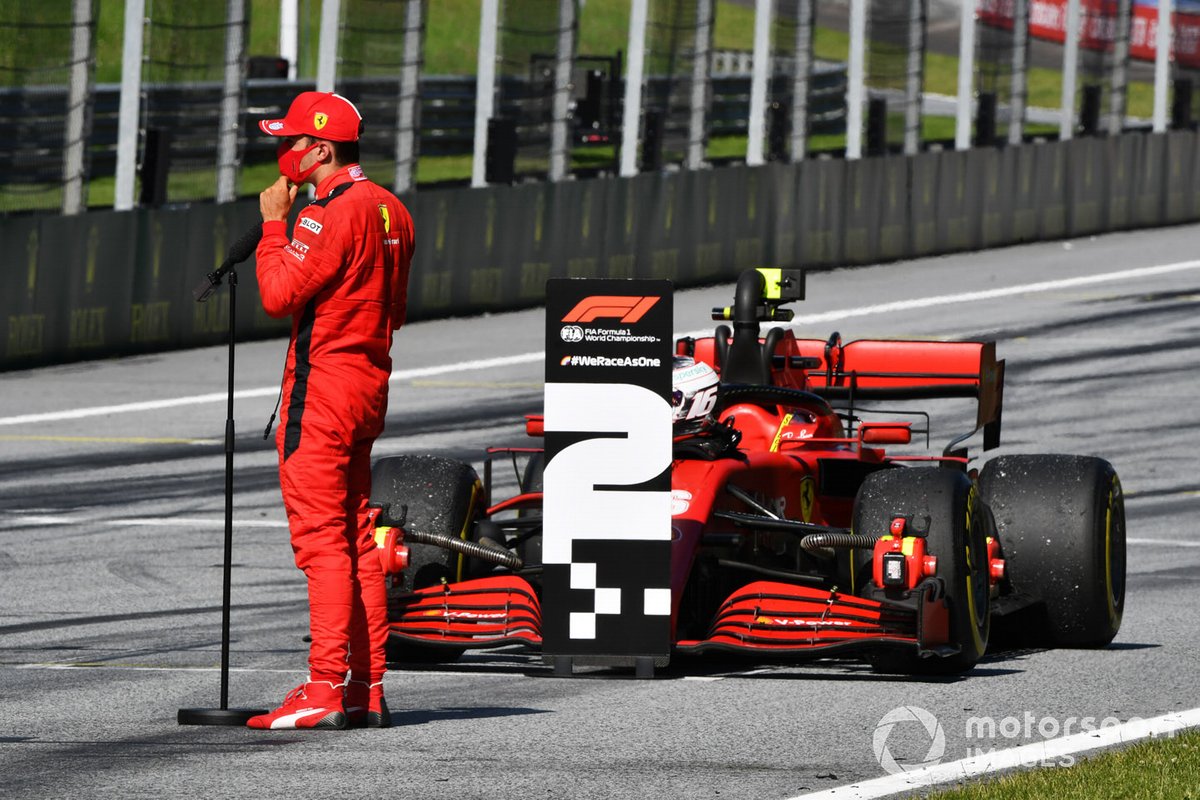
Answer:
[388,577,953,659]
[388,575,542,649]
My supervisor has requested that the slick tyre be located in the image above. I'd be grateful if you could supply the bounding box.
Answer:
[516,452,544,574]
[854,467,990,675]
[978,455,1125,648]
[371,454,483,663]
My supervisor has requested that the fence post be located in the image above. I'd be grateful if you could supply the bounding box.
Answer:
[472,0,499,187]
[114,0,145,211]
[955,0,976,151]
[1060,0,1081,141]
[280,0,298,80]
[686,0,714,170]
[316,0,340,93]
[1109,0,1132,134]
[216,0,247,204]
[549,0,578,182]
[1008,0,1029,145]
[62,0,95,216]
[789,0,815,162]
[619,0,648,177]
[847,0,867,159]
[393,0,425,194]
[903,0,926,156]
[1153,0,1172,133]
[746,0,772,166]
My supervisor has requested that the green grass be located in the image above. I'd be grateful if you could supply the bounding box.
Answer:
[806,22,1156,122]
[86,0,767,81]
[422,0,480,76]
[83,0,1160,121]
[923,729,1200,800]
[579,0,632,60]
[88,0,734,79]
[92,1,284,84]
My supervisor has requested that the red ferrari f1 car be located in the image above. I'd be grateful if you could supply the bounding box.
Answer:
[368,269,1126,674]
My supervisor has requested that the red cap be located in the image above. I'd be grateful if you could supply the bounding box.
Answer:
[258,91,363,142]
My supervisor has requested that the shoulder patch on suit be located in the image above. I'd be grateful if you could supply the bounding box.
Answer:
[298,216,323,235]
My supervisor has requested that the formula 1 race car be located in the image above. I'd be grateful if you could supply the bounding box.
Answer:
[368,269,1126,674]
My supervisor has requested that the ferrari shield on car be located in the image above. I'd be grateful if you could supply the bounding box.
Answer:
[367,269,1126,675]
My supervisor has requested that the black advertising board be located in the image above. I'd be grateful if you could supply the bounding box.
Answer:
[542,278,673,672]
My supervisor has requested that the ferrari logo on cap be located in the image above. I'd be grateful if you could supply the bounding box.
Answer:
[378,205,391,233]
[313,112,328,130]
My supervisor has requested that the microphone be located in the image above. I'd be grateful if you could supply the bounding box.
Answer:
[193,222,265,303]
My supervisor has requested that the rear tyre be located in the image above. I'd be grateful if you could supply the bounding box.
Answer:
[371,454,483,664]
[978,455,1125,648]
[854,468,990,675]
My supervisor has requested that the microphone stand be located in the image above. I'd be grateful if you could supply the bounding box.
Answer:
[179,225,267,726]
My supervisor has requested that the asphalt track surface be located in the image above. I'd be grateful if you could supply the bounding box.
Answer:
[2,223,1199,799]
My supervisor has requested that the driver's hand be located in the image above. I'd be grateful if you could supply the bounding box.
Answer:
[260,176,298,223]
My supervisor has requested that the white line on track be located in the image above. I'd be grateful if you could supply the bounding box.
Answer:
[2,259,1198,428]
[781,259,1200,327]
[681,667,777,682]
[5,663,301,674]
[1128,537,1200,548]
[0,434,218,445]
[0,662,518,678]
[0,353,545,427]
[0,513,288,529]
[789,706,1200,800]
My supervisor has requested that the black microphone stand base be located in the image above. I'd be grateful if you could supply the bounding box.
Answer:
[178,707,267,726]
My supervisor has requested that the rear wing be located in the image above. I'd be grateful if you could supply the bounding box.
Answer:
[687,269,1005,452]
[788,336,1005,451]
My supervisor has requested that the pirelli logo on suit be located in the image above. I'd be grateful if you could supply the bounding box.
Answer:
[286,239,310,262]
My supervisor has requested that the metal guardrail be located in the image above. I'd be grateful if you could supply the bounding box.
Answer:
[0,67,847,189]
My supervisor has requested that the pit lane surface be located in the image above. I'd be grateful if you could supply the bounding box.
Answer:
[1,224,1198,799]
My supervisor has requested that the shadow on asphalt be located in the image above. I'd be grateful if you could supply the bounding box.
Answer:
[1100,641,1161,651]
[387,649,1029,683]
[0,600,296,636]
[392,706,551,726]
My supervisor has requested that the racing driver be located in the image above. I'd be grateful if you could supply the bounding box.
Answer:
[247,91,414,730]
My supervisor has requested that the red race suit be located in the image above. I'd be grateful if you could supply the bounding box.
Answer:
[255,164,414,686]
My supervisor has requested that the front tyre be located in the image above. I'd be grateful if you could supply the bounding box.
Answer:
[854,467,990,674]
[979,455,1125,648]
[371,454,483,663]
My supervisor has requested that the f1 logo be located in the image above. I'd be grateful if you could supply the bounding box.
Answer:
[562,296,660,324]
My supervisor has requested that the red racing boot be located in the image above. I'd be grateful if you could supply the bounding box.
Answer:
[345,680,390,728]
[247,680,347,730]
